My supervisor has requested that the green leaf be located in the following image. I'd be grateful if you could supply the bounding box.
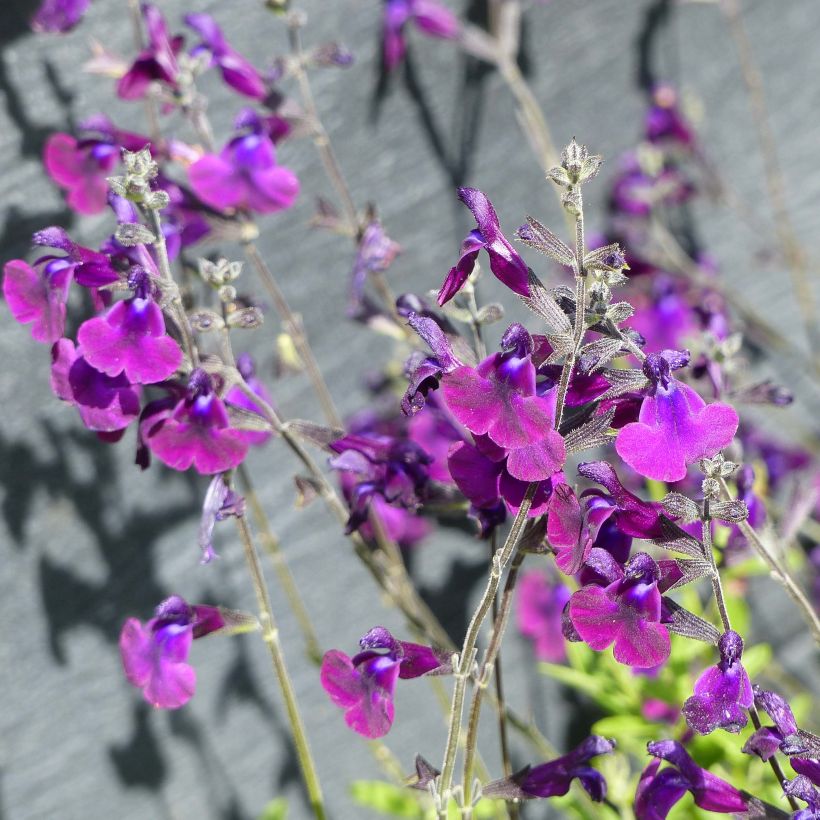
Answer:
[741,642,772,678]
[350,780,424,818]
[258,798,287,820]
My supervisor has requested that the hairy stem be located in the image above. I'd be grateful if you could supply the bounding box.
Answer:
[717,478,820,645]
[234,516,327,820]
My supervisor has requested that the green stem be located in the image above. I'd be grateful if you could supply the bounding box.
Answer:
[437,483,537,816]
[234,516,327,820]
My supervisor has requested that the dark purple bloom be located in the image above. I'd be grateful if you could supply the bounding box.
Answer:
[120,595,232,709]
[441,324,565,481]
[635,740,748,819]
[198,474,246,563]
[320,626,449,738]
[482,736,615,802]
[77,267,182,384]
[682,630,753,734]
[329,432,432,534]
[437,188,529,305]
[382,0,459,72]
[188,114,299,214]
[185,13,266,99]
[31,226,120,289]
[2,258,71,343]
[616,350,738,482]
[786,775,820,820]
[610,153,693,217]
[117,4,182,100]
[645,85,695,147]
[31,0,90,32]
[146,370,249,474]
[51,338,141,432]
[224,353,275,446]
[742,686,817,765]
[517,570,571,662]
[569,552,670,668]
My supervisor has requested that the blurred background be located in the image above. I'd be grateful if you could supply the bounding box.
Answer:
[1,0,818,818]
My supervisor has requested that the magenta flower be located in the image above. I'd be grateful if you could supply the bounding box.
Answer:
[77,267,182,384]
[382,0,459,72]
[3,257,71,343]
[224,353,274,446]
[185,13,266,99]
[117,4,182,100]
[437,188,529,306]
[441,324,565,481]
[51,338,140,432]
[31,0,90,32]
[569,552,671,668]
[483,736,615,802]
[517,570,571,662]
[44,133,117,214]
[120,595,230,709]
[615,350,738,482]
[320,626,449,738]
[31,226,120,288]
[146,370,249,474]
[188,115,299,214]
[634,740,747,819]
[682,630,753,735]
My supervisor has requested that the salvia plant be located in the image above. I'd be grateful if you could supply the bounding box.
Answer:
[5,0,820,819]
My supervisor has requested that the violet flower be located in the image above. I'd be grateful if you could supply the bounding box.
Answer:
[185,13,266,100]
[382,0,459,72]
[51,338,141,432]
[517,570,571,662]
[320,626,449,738]
[437,188,529,306]
[568,552,671,668]
[634,740,747,819]
[30,226,120,289]
[329,432,432,534]
[77,267,182,385]
[3,257,71,344]
[31,0,90,33]
[198,474,246,563]
[188,113,299,214]
[615,350,738,482]
[120,595,244,709]
[224,353,275,446]
[117,4,182,100]
[44,133,117,215]
[145,370,249,474]
[348,220,401,317]
[682,630,753,734]
[786,775,820,820]
[482,736,615,802]
[441,324,566,481]
[743,686,818,764]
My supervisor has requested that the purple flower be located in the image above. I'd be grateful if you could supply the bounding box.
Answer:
[320,626,449,738]
[3,258,71,343]
[31,0,90,33]
[224,354,275,446]
[569,552,670,668]
[120,595,232,709]
[742,686,817,764]
[44,133,117,214]
[482,736,615,802]
[634,740,748,819]
[31,226,120,289]
[51,338,141,432]
[437,188,529,306]
[441,324,565,481]
[188,115,299,214]
[146,370,249,474]
[198,474,246,563]
[185,13,266,99]
[786,775,820,820]
[517,570,571,662]
[77,267,182,384]
[615,351,738,482]
[117,5,182,100]
[348,221,401,317]
[645,86,695,148]
[382,0,459,72]
[329,432,431,535]
[682,630,753,734]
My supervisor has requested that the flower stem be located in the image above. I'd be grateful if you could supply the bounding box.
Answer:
[437,483,537,815]
[717,478,820,645]
[234,515,327,820]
